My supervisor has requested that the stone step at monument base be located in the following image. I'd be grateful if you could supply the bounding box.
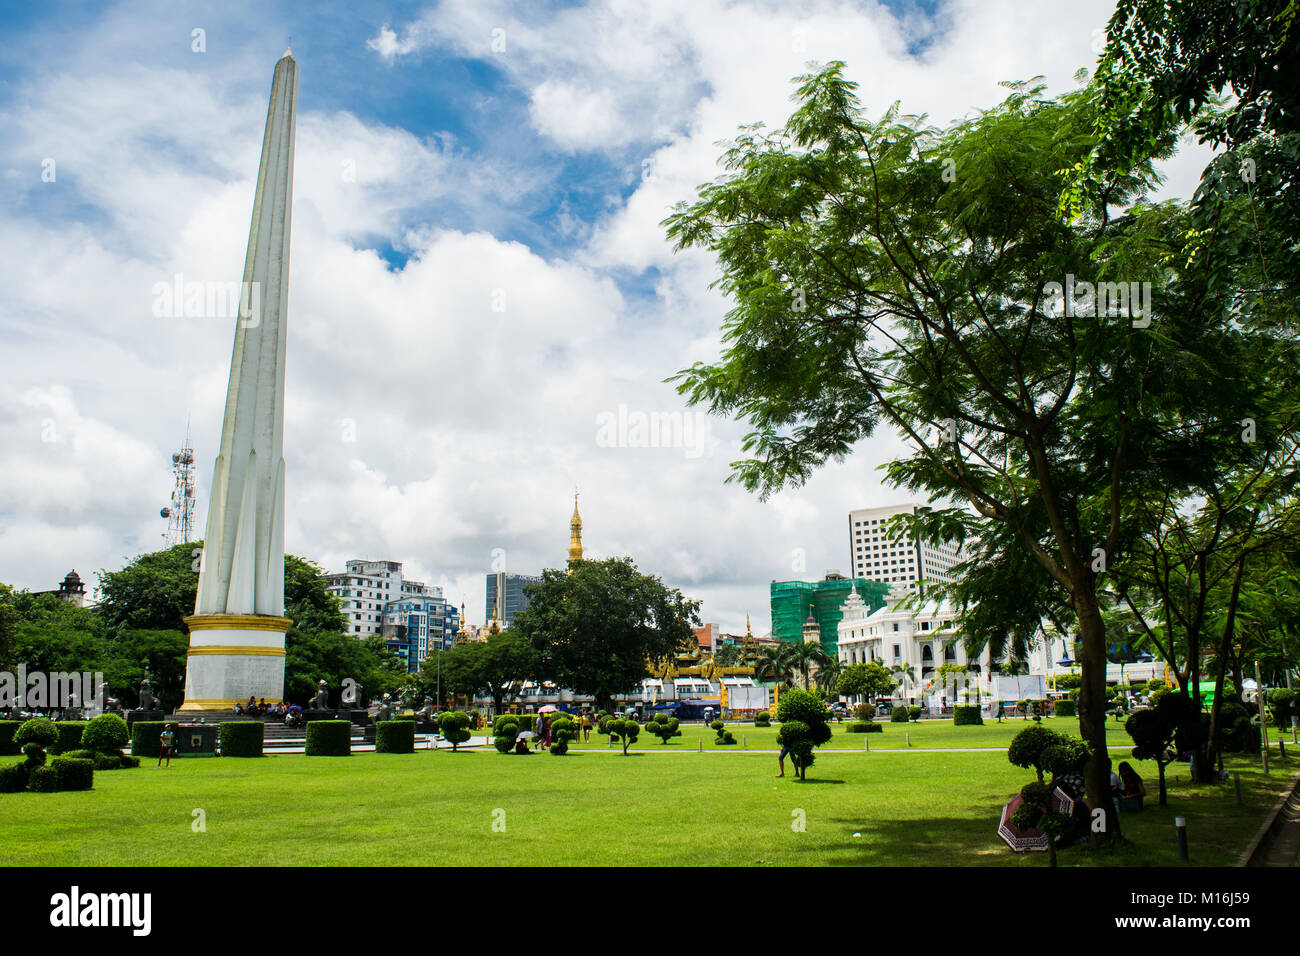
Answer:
[164,713,375,743]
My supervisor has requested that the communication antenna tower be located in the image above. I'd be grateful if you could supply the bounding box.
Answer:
[161,425,197,547]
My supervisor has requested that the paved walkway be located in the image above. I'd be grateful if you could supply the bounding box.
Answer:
[1257,778,1300,866]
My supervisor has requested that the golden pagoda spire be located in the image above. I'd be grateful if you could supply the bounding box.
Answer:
[746,612,753,639]
[567,491,584,568]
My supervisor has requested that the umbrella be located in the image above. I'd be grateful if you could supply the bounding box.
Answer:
[998,787,1076,853]
[538,705,558,714]
[517,731,537,739]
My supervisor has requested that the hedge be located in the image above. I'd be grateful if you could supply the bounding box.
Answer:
[219,722,264,757]
[847,721,884,733]
[755,711,771,727]
[131,721,180,759]
[51,721,86,755]
[0,721,20,756]
[375,720,415,754]
[52,757,94,791]
[890,707,911,723]
[28,765,60,793]
[953,706,984,726]
[1054,699,1077,717]
[305,720,352,756]
[0,762,26,792]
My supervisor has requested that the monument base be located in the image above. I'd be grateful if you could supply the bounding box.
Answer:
[179,613,292,712]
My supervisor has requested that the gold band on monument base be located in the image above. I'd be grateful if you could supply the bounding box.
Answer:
[177,698,267,712]
[183,613,293,632]
[185,645,286,657]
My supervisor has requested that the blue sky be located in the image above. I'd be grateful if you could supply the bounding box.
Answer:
[0,0,1209,633]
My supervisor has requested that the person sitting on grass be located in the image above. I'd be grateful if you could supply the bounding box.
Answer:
[1116,761,1146,810]
[514,736,531,755]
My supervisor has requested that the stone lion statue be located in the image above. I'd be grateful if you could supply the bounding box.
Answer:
[308,679,329,710]
[138,677,158,711]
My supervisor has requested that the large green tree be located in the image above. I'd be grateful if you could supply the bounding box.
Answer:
[96,543,346,635]
[414,632,538,712]
[664,63,1277,844]
[511,557,700,712]
[836,660,896,702]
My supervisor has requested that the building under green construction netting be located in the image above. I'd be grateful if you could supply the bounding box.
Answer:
[770,574,891,656]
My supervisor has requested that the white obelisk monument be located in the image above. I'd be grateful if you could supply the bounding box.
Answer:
[180,50,297,711]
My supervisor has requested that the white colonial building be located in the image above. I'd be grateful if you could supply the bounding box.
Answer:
[836,586,992,704]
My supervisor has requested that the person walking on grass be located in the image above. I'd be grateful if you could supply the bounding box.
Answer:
[158,726,176,768]
[776,743,790,778]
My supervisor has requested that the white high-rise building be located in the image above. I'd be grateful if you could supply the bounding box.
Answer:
[847,503,964,591]
[326,559,438,637]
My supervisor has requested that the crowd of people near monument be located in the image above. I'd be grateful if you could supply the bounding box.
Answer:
[234,698,289,719]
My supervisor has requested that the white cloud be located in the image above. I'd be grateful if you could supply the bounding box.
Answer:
[1,0,1218,639]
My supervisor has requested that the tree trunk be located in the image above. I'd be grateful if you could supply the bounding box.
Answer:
[1074,589,1120,846]
[1201,558,1245,783]
[1156,758,1168,807]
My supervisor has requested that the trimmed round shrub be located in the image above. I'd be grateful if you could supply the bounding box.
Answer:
[494,723,519,754]
[438,711,472,751]
[376,720,415,754]
[646,714,681,744]
[908,706,923,721]
[92,752,123,770]
[81,714,129,754]
[715,730,737,745]
[1217,701,1261,754]
[550,716,576,755]
[953,705,983,726]
[890,706,910,723]
[597,716,614,736]
[16,717,58,750]
[0,762,27,792]
[27,765,59,793]
[492,714,520,736]
[755,710,771,727]
[0,720,20,756]
[219,722,264,758]
[52,757,94,791]
[609,718,640,753]
[305,720,352,756]
[1054,699,1077,717]
[854,703,877,721]
[709,719,725,732]
[51,721,86,755]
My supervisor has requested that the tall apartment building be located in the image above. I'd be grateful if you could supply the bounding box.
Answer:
[847,503,964,591]
[325,559,459,670]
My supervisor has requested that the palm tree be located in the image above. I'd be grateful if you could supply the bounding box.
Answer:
[816,657,844,697]
[754,646,793,687]
[784,641,831,691]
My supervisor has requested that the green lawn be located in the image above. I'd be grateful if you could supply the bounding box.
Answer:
[568,716,1125,751]
[0,744,1287,866]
